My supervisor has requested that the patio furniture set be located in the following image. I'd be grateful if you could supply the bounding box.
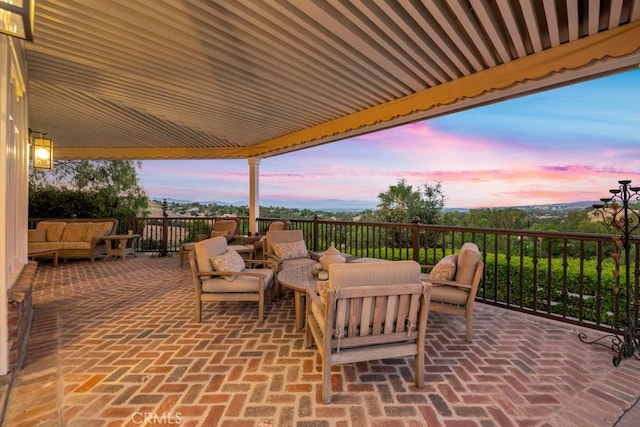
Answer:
[27,218,136,264]
[187,224,484,403]
[178,218,289,267]
[27,218,143,264]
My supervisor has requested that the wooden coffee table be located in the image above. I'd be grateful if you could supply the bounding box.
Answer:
[28,248,59,267]
[277,263,320,330]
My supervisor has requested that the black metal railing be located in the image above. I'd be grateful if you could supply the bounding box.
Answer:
[29,215,638,334]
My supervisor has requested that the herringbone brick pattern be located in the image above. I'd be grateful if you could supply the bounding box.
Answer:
[2,255,639,426]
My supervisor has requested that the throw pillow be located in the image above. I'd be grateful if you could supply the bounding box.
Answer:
[28,228,47,242]
[84,222,113,241]
[429,254,458,280]
[210,249,246,282]
[37,221,66,242]
[272,241,309,260]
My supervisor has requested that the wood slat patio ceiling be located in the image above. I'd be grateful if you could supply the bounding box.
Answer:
[24,0,640,160]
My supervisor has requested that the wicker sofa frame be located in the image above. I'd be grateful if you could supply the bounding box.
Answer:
[28,218,119,261]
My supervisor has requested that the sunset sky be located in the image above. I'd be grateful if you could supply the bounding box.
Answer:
[138,69,640,209]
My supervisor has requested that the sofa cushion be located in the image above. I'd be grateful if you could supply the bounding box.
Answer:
[28,228,47,242]
[61,222,89,242]
[29,241,91,250]
[455,243,480,285]
[84,222,114,241]
[272,240,309,260]
[429,254,458,280]
[210,249,246,282]
[37,221,66,242]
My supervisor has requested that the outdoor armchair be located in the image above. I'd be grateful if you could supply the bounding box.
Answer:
[179,218,239,266]
[305,260,432,403]
[188,236,275,323]
[264,229,316,271]
[421,242,483,342]
[251,220,289,260]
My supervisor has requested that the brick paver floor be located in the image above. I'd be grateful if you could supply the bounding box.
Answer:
[1,255,639,426]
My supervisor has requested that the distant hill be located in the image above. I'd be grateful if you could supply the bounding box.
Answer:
[248,199,377,212]
[508,201,597,210]
[444,200,597,212]
[152,197,377,212]
[151,197,598,215]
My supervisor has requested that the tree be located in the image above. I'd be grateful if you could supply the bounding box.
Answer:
[462,208,531,229]
[29,160,148,218]
[375,178,445,224]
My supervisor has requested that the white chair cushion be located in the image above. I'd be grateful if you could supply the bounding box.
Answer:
[455,243,480,285]
[201,268,274,293]
[210,249,246,282]
[194,237,228,278]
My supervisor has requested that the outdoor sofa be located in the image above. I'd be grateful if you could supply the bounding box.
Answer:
[28,218,118,261]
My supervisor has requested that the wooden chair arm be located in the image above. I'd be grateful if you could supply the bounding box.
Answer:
[232,270,269,279]
[197,270,266,279]
[243,259,278,270]
[265,252,283,264]
[307,288,321,304]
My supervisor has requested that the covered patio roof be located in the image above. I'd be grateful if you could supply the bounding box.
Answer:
[26,0,640,161]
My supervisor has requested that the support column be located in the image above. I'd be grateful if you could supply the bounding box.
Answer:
[248,158,260,235]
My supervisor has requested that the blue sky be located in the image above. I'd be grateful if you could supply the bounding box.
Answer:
[138,69,640,209]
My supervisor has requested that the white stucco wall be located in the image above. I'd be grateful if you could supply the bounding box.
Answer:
[0,35,30,376]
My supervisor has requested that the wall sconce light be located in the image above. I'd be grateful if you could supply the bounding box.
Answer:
[32,136,53,169]
[0,0,35,41]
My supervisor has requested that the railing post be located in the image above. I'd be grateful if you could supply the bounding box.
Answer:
[312,215,319,252]
[411,216,420,263]
[160,199,169,257]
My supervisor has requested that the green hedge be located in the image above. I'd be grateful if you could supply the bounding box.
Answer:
[345,247,626,328]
